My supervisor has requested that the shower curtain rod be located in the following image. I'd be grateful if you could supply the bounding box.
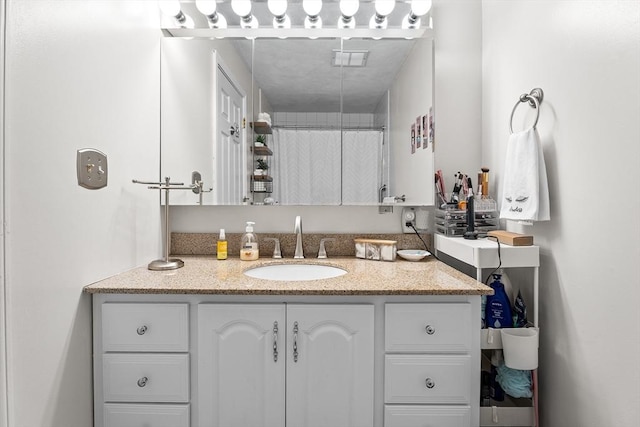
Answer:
[272,124,385,131]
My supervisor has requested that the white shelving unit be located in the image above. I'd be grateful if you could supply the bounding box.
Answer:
[435,234,539,427]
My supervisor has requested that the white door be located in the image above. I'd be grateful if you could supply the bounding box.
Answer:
[197,304,285,427]
[286,304,375,427]
[216,66,245,204]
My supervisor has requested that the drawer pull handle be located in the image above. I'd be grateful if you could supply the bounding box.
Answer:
[136,325,148,335]
[137,376,148,388]
[425,378,435,389]
[273,321,279,362]
[293,321,299,363]
[425,325,435,335]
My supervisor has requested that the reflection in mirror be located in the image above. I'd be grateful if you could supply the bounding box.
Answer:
[160,34,433,206]
[251,38,343,205]
[161,37,253,205]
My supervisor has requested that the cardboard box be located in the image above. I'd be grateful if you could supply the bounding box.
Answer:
[487,230,534,246]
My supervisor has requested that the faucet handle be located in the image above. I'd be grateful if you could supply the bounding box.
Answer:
[317,238,336,259]
[264,238,282,259]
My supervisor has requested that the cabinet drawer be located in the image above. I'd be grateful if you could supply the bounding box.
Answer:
[385,303,472,353]
[102,303,189,352]
[104,403,190,427]
[103,354,189,403]
[385,405,471,427]
[385,355,471,404]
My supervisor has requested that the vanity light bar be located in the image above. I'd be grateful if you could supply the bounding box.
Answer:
[160,1,432,37]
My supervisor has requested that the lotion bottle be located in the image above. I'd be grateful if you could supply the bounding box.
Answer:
[240,221,259,261]
[485,273,513,329]
[216,229,227,260]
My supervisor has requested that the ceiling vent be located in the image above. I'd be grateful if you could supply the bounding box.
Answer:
[332,49,369,67]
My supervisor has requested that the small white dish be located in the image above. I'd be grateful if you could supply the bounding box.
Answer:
[397,249,431,262]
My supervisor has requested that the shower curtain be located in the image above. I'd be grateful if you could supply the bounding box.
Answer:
[272,128,383,205]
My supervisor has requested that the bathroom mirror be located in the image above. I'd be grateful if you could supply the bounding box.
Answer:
[161,33,433,206]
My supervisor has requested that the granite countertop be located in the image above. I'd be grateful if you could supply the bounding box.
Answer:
[84,256,493,296]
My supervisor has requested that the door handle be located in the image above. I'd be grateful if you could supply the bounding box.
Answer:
[230,123,240,139]
[293,321,299,363]
[273,321,279,362]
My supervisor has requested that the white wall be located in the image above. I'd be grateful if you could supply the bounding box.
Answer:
[389,37,435,206]
[482,1,640,425]
[3,1,162,425]
[433,0,483,193]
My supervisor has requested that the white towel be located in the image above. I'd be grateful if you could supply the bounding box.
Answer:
[500,128,550,221]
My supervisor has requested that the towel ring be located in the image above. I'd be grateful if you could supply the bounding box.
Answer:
[509,88,544,134]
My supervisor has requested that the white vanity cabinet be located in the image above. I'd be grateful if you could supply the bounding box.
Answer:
[384,303,475,427]
[197,304,374,427]
[92,293,481,427]
[96,303,191,427]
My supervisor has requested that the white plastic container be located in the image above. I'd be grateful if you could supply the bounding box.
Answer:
[500,327,539,370]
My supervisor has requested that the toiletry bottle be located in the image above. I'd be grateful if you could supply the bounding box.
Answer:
[485,273,514,329]
[489,350,505,401]
[497,268,514,304]
[217,229,227,260]
[240,221,259,261]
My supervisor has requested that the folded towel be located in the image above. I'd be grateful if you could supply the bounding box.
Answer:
[500,128,550,221]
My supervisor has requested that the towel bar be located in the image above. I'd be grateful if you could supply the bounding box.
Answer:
[509,87,544,133]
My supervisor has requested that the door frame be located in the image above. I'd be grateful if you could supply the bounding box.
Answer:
[213,52,248,204]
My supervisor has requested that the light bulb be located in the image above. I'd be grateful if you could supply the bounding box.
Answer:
[180,14,195,29]
[375,0,395,16]
[410,0,432,17]
[305,15,322,39]
[240,16,259,29]
[303,0,323,17]
[339,0,359,17]
[338,16,356,29]
[273,14,291,29]
[209,13,227,30]
[305,15,322,29]
[195,0,216,16]
[268,0,288,17]
[369,14,387,30]
[158,0,181,17]
[231,0,252,18]
[401,14,420,30]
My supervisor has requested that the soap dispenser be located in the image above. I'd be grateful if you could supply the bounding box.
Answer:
[240,221,259,261]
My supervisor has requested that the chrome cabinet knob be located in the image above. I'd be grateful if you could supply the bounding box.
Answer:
[137,376,148,387]
[425,325,435,335]
[136,325,148,335]
[425,378,435,389]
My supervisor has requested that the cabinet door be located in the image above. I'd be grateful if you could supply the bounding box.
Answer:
[198,304,285,427]
[286,304,374,427]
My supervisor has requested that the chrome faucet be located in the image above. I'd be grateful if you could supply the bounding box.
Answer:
[294,215,304,259]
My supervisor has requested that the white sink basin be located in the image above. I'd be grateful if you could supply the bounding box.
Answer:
[244,264,347,281]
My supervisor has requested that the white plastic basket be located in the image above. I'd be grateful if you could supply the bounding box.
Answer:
[501,327,539,370]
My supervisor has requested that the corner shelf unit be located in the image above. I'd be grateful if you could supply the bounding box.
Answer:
[250,122,274,197]
[435,234,539,427]
[250,121,272,134]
